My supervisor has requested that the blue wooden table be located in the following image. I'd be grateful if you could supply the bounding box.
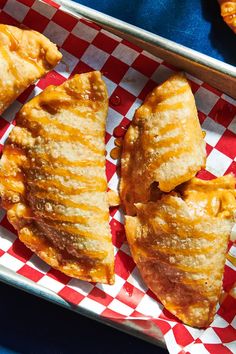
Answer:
[77,0,236,66]
[1,1,235,353]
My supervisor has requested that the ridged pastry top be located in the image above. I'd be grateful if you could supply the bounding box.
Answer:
[120,73,206,215]
[125,175,236,327]
[0,24,62,114]
[0,71,114,284]
[218,0,236,33]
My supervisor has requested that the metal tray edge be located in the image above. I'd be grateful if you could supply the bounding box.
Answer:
[2,0,234,349]
[56,0,236,78]
[0,265,165,348]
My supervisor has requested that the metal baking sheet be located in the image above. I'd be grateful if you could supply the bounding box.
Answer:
[0,265,164,347]
[0,0,235,350]
[56,0,236,99]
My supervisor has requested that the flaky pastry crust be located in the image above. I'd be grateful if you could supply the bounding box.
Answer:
[120,73,206,215]
[125,175,236,327]
[0,71,114,284]
[0,24,62,114]
[218,0,236,33]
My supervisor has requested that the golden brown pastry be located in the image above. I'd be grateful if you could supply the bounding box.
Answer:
[120,73,206,215]
[125,175,236,327]
[0,71,114,284]
[107,189,120,207]
[0,24,62,114]
[218,0,236,33]
[179,174,236,220]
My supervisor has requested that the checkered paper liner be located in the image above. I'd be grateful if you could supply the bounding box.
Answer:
[0,0,236,353]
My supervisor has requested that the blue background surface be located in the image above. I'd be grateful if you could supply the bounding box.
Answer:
[1,1,235,353]
[0,282,167,353]
[75,0,236,66]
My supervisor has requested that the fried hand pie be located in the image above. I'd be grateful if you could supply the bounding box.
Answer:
[0,71,114,284]
[0,24,62,114]
[120,73,206,215]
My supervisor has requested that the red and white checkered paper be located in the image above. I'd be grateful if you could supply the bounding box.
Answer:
[0,0,236,353]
